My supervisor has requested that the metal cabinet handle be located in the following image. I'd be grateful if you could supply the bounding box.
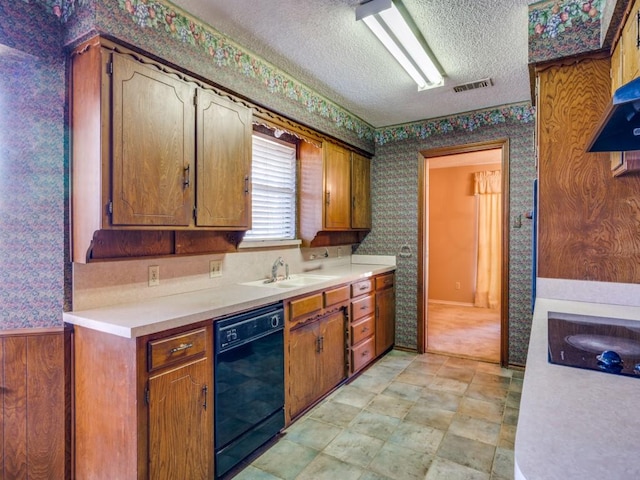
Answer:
[169,342,193,354]
[183,164,190,188]
[362,350,369,357]
[326,191,331,205]
[202,385,208,410]
[244,175,250,194]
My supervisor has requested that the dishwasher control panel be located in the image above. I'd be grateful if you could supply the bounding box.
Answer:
[215,303,284,352]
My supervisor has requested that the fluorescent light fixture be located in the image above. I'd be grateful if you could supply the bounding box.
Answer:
[356,0,444,90]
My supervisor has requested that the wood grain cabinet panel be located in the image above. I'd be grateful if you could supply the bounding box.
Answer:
[148,357,211,480]
[287,309,346,420]
[0,330,70,480]
[351,152,372,229]
[324,142,351,230]
[537,57,640,282]
[196,88,252,228]
[111,52,195,227]
[622,0,640,83]
[375,274,396,356]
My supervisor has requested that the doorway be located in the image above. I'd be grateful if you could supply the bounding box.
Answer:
[417,140,510,366]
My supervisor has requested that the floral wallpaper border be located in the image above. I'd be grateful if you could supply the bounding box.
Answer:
[29,0,539,147]
[375,102,536,145]
[528,0,605,63]
[26,0,376,143]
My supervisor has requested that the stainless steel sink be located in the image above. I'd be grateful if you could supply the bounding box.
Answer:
[240,274,338,289]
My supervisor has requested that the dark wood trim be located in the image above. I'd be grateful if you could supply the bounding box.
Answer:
[0,326,66,337]
[419,139,511,366]
[417,154,427,354]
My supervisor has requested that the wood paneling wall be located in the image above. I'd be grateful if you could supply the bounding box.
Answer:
[537,56,640,282]
[0,328,71,479]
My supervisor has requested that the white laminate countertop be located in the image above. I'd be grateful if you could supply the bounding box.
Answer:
[515,297,640,480]
[63,263,395,338]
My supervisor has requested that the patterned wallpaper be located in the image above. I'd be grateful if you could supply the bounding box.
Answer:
[357,112,536,366]
[0,1,68,329]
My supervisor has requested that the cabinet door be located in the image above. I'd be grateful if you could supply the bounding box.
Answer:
[324,143,351,229]
[148,358,212,480]
[375,286,395,356]
[351,153,371,229]
[288,322,321,419]
[317,310,346,394]
[111,53,195,226]
[622,0,640,83]
[196,89,252,228]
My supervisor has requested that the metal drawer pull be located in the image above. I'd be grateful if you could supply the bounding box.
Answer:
[362,350,369,357]
[359,284,368,290]
[169,342,193,354]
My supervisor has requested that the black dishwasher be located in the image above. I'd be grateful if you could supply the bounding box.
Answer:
[214,302,285,479]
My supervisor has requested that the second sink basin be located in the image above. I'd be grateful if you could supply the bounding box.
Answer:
[241,274,338,289]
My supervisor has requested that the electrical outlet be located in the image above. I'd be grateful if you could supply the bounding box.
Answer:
[455,281,461,290]
[209,260,222,278]
[148,265,160,287]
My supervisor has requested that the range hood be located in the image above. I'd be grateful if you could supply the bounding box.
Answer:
[588,76,640,152]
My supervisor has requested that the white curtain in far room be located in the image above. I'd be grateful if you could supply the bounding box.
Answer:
[474,170,501,309]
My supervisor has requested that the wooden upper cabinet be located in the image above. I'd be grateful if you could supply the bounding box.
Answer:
[196,88,252,228]
[70,36,254,262]
[351,152,371,229]
[324,142,351,229]
[621,0,640,84]
[298,140,371,246]
[111,53,195,226]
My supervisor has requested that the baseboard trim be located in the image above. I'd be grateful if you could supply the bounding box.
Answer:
[428,300,475,307]
[0,325,67,337]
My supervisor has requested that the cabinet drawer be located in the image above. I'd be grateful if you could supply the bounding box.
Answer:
[289,293,323,321]
[148,328,207,371]
[375,273,394,290]
[324,285,350,307]
[351,336,375,373]
[351,294,374,322]
[351,279,373,297]
[351,315,374,345]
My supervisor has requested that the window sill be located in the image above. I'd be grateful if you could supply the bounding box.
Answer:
[238,239,302,250]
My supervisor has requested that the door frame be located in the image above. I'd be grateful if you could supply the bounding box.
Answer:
[417,139,510,366]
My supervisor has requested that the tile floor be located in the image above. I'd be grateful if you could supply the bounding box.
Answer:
[235,350,522,480]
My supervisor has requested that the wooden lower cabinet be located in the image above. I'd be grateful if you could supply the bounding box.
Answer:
[74,323,213,479]
[148,358,211,480]
[288,309,346,419]
[375,273,396,356]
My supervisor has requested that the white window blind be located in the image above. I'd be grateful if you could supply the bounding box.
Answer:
[244,134,296,240]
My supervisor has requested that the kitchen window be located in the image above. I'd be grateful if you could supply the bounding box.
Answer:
[242,132,297,242]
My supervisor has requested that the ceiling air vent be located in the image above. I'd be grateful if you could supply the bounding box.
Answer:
[453,78,493,93]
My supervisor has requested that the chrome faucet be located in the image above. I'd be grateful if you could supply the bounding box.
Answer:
[271,256,285,282]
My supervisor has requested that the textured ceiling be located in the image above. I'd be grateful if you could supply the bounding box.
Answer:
[171,0,534,128]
